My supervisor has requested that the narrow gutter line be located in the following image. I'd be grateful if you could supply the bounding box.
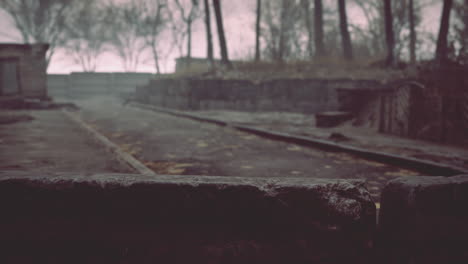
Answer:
[62,110,157,176]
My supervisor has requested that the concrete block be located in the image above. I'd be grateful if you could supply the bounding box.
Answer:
[379,175,468,264]
[0,172,375,264]
[315,112,354,128]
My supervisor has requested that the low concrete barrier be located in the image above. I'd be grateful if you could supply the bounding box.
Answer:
[0,171,375,264]
[47,72,154,99]
[378,175,468,264]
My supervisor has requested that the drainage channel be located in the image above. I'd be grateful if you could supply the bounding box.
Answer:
[63,110,156,176]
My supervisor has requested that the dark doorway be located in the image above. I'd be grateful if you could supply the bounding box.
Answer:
[0,58,20,96]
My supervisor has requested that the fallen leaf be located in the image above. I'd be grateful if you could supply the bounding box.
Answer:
[167,168,186,174]
[241,165,253,169]
[172,163,194,169]
[112,132,123,138]
[120,144,132,151]
[360,160,386,167]
[287,145,302,151]
[384,169,419,177]
[197,141,208,148]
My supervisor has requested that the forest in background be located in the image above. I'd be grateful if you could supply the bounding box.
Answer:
[0,0,466,74]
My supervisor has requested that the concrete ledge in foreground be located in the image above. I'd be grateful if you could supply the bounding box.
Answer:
[0,171,375,264]
[379,175,468,264]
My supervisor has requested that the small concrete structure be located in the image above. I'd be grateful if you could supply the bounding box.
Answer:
[0,43,49,100]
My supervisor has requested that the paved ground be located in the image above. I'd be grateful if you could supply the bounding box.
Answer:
[192,110,468,170]
[74,97,420,201]
[0,110,131,174]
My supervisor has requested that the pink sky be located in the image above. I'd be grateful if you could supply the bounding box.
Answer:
[0,0,442,74]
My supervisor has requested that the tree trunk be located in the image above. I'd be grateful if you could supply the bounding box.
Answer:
[255,0,261,62]
[278,0,288,63]
[187,20,192,59]
[204,0,214,66]
[152,45,161,74]
[338,0,353,61]
[301,0,314,59]
[408,0,416,64]
[314,0,325,58]
[384,0,395,66]
[463,0,468,53]
[436,0,454,63]
[213,0,231,68]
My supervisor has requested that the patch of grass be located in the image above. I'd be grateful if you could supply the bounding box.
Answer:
[160,57,418,81]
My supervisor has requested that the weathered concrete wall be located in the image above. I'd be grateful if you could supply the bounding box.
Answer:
[378,175,468,264]
[376,82,423,137]
[0,171,376,264]
[48,72,153,99]
[135,78,383,114]
[0,44,48,99]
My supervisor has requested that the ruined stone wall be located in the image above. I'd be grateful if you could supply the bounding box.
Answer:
[135,78,383,114]
[377,83,416,137]
[367,78,468,144]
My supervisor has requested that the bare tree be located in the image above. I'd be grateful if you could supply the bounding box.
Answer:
[352,0,386,56]
[105,1,147,72]
[278,0,289,62]
[64,0,108,72]
[204,0,214,65]
[314,0,326,58]
[262,0,302,62]
[384,0,395,66]
[352,0,428,61]
[212,0,231,67]
[338,0,353,60]
[0,0,78,67]
[174,0,200,59]
[301,0,314,59]
[137,0,167,74]
[255,0,262,62]
[454,0,468,59]
[436,0,454,62]
[408,0,417,64]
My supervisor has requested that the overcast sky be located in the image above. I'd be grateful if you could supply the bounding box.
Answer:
[0,0,442,74]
